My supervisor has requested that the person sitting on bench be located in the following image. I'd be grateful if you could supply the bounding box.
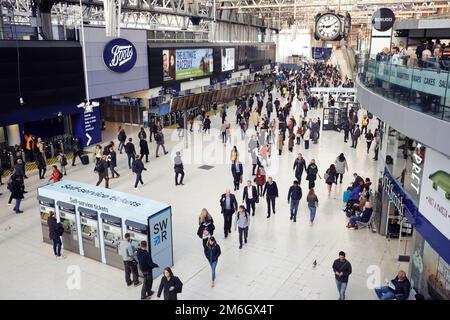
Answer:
[374,270,411,300]
[346,202,372,229]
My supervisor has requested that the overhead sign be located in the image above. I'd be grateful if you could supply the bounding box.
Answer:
[221,48,235,72]
[419,149,450,241]
[372,8,395,31]
[103,38,137,73]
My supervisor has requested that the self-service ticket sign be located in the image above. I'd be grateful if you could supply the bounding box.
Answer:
[148,208,173,278]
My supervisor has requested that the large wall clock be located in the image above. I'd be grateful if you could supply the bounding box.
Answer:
[315,12,342,41]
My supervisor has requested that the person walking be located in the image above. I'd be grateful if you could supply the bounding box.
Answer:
[235,205,250,249]
[287,180,302,222]
[306,159,320,189]
[137,240,159,300]
[10,174,24,214]
[36,152,47,179]
[132,155,146,190]
[334,153,348,184]
[71,137,84,166]
[203,116,211,134]
[119,233,140,287]
[155,130,169,157]
[138,127,147,141]
[220,189,238,238]
[94,144,102,165]
[277,130,284,156]
[351,125,361,148]
[204,237,221,287]
[117,127,127,154]
[303,127,310,150]
[255,165,266,196]
[230,146,239,163]
[231,160,243,191]
[47,211,65,258]
[332,251,352,300]
[293,153,307,183]
[125,138,136,169]
[263,177,279,218]
[325,164,338,197]
[107,146,120,178]
[139,138,150,163]
[365,129,374,154]
[243,180,258,216]
[373,135,380,161]
[95,156,109,188]
[174,151,184,186]
[149,121,157,143]
[48,165,63,183]
[343,120,350,143]
[306,188,319,225]
[197,209,215,248]
[156,267,183,300]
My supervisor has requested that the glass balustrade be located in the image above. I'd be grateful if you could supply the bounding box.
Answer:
[358,58,450,122]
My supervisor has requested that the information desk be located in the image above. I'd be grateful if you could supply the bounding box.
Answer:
[37,180,173,278]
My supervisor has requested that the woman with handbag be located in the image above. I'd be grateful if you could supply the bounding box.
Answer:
[157,267,183,300]
[197,209,215,249]
[325,164,338,197]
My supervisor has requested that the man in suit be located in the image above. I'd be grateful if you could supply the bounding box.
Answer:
[231,161,243,191]
[243,180,258,216]
[293,153,307,184]
[263,177,279,218]
[219,189,238,238]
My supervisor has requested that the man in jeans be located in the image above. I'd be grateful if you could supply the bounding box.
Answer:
[287,180,302,222]
[119,233,140,287]
[125,138,136,169]
[375,270,411,300]
[332,251,352,300]
[234,205,250,249]
[136,240,159,300]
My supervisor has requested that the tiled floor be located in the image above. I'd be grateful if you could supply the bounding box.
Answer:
[0,91,408,300]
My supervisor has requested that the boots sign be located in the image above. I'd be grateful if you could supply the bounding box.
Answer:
[103,38,137,73]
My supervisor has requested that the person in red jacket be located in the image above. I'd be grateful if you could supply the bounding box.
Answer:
[48,165,62,183]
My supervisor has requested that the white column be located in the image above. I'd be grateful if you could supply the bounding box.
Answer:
[6,124,21,146]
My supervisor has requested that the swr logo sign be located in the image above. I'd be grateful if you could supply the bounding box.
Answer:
[153,218,168,246]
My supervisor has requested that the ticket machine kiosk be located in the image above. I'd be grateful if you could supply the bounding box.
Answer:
[38,196,56,244]
[125,220,148,276]
[57,201,80,254]
[101,213,123,269]
[79,207,101,262]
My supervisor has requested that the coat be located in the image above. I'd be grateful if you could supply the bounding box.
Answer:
[334,157,348,174]
[255,168,266,186]
[157,276,183,300]
[231,163,243,177]
[220,194,238,213]
[47,216,59,240]
[243,185,258,201]
[139,139,149,155]
[263,181,279,198]
[252,111,259,127]
[10,179,24,200]
[197,220,215,239]
[136,248,158,274]
[204,243,221,263]
[306,164,318,181]
[277,134,284,150]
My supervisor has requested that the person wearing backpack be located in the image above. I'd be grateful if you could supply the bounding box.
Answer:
[155,130,168,158]
[235,205,250,249]
[117,127,127,154]
[48,165,63,183]
[156,267,183,300]
[132,154,147,190]
[47,211,65,259]
[58,151,68,176]
[95,156,109,189]
[125,138,136,169]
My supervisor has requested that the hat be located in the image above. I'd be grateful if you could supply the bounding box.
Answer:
[339,251,346,257]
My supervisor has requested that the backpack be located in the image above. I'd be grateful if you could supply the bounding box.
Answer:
[95,161,104,173]
[124,143,132,154]
[236,212,249,221]
[155,132,162,143]
[60,154,67,166]
[56,222,65,236]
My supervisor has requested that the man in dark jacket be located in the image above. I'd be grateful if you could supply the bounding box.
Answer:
[293,153,307,183]
[95,156,109,188]
[138,127,147,141]
[137,240,159,300]
[10,174,24,213]
[263,177,279,218]
[132,155,147,190]
[47,211,65,258]
[287,180,302,222]
[125,138,136,169]
[149,121,157,143]
[375,270,411,300]
[117,128,127,154]
[219,189,238,238]
[351,125,361,148]
[174,152,184,186]
[243,180,258,216]
[332,251,352,300]
[343,120,350,143]
[231,161,243,191]
[155,130,168,157]
[71,137,84,166]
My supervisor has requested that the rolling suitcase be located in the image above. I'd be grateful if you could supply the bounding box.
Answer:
[81,154,89,165]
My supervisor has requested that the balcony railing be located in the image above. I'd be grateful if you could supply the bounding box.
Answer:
[358,58,450,122]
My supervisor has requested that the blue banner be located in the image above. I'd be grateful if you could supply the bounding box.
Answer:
[72,107,102,148]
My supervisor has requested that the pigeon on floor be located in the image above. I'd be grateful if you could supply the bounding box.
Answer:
[313,260,317,268]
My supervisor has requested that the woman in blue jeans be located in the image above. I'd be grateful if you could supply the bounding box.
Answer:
[306,188,319,225]
[204,237,221,288]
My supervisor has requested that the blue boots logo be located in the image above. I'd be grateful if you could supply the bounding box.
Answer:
[103,38,137,73]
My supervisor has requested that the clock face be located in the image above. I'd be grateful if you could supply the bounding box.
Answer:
[316,13,341,41]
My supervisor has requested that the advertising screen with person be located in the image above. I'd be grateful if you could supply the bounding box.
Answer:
[175,48,213,81]
[163,49,176,81]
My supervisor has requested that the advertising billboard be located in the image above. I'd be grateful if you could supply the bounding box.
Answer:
[221,48,235,72]
[162,49,176,81]
[175,48,213,80]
